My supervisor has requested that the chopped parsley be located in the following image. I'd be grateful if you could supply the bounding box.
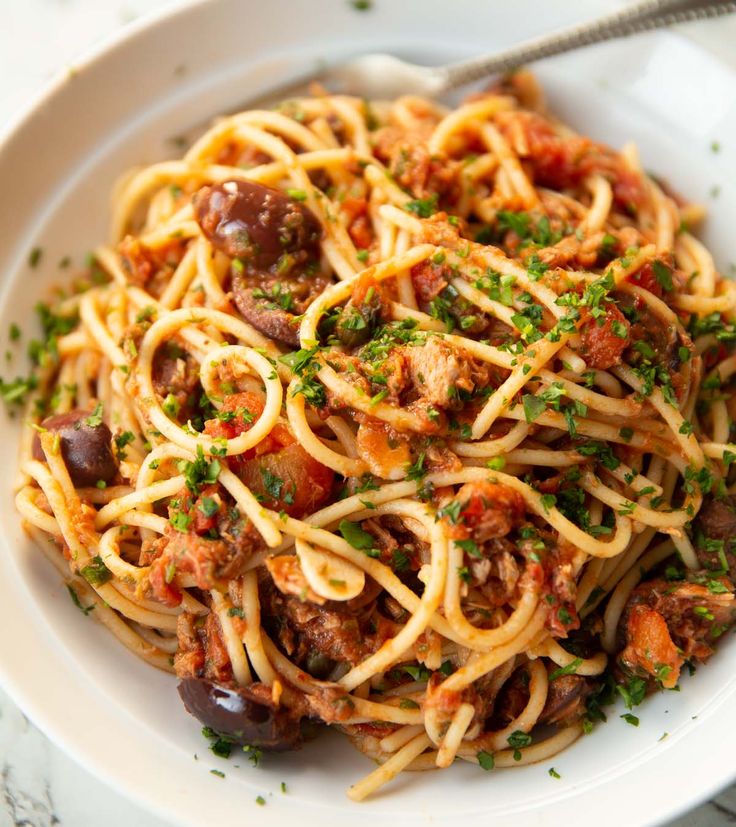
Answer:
[401,664,430,681]
[198,496,219,518]
[616,675,647,709]
[176,445,221,495]
[611,320,629,339]
[253,282,295,311]
[540,493,557,513]
[437,500,462,524]
[0,374,38,405]
[522,394,546,423]
[114,430,136,460]
[261,468,285,501]
[338,519,376,553]
[85,402,104,427]
[80,556,112,586]
[280,346,319,374]
[651,260,674,292]
[497,210,531,238]
[405,452,427,481]
[526,254,549,281]
[455,538,482,558]
[170,510,192,532]
[162,393,181,418]
[548,658,583,681]
[511,303,544,343]
[428,286,459,332]
[575,440,620,470]
[683,465,714,496]
[496,211,562,248]
[66,583,93,615]
[392,548,411,572]
[28,302,79,366]
[474,270,516,306]
[477,750,495,770]
[599,233,618,261]
[404,195,438,218]
[507,730,532,749]
[280,346,326,408]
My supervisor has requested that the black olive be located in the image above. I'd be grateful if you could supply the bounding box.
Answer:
[32,409,117,487]
[231,285,300,347]
[539,674,593,726]
[178,678,303,751]
[193,180,321,271]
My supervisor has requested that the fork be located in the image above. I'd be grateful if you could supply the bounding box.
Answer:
[248,0,736,103]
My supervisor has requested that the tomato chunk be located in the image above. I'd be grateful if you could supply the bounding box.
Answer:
[579,305,630,370]
[238,442,334,517]
[620,604,682,688]
[205,392,335,516]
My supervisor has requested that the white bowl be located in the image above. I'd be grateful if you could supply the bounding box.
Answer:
[1,2,736,825]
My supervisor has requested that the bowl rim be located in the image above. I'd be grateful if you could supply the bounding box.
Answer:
[1,3,736,826]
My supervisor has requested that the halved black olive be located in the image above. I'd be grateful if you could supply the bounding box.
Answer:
[32,409,117,487]
[178,678,303,751]
[193,180,321,271]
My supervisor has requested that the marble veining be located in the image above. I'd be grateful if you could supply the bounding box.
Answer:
[2,762,60,827]
[0,686,172,826]
[1,2,736,825]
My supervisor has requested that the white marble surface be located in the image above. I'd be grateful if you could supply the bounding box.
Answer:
[1,2,736,825]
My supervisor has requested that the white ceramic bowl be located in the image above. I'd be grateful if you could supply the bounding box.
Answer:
[1,2,736,825]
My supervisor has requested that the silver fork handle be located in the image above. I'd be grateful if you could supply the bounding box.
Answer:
[440,0,736,90]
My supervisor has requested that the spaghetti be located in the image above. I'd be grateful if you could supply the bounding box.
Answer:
[13,71,736,800]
